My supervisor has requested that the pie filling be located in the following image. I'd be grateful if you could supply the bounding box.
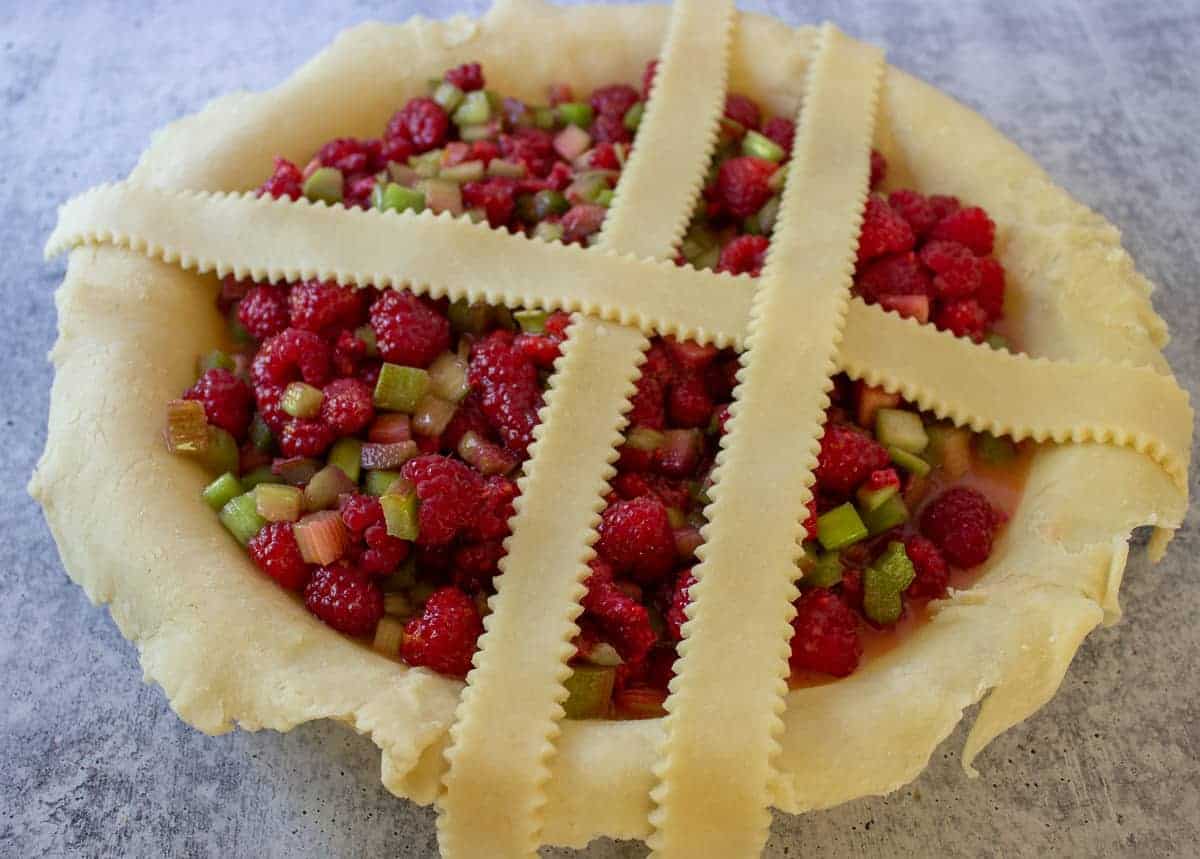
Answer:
[164,61,1021,719]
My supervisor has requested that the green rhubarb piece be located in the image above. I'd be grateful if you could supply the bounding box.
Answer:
[741,129,785,163]
[856,480,899,514]
[622,101,644,132]
[432,81,464,113]
[741,215,762,236]
[364,469,403,497]
[459,122,496,143]
[514,309,548,334]
[248,414,273,451]
[532,106,557,129]
[533,221,564,242]
[486,159,526,179]
[280,381,323,418]
[986,333,1010,352]
[219,492,266,546]
[888,446,931,477]
[756,195,781,234]
[666,507,686,529]
[974,431,1016,465]
[926,423,971,478]
[816,502,869,551]
[379,558,417,592]
[452,90,491,126]
[164,399,208,453]
[534,189,569,219]
[201,472,243,512]
[380,491,420,541]
[408,150,443,178]
[255,483,303,523]
[418,177,463,215]
[556,101,593,128]
[626,426,666,452]
[594,188,615,208]
[383,592,413,618]
[374,363,430,413]
[328,437,363,483]
[240,465,281,490]
[372,182,425,214]
[197,426,239,475]
[197,349,234,374]
[861,494,909,535]
[804,550,844,588]
[439,160,485,183]
[863,541,917,625]
[448,299,492,335]
[562,665,616,719]
[875,408,928,454]
[354,324,378,356]
[303,464,356,511]
[584,642,623,668]
[303,167,344,205]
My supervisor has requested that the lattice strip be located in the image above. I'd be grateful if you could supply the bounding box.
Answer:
[647,26,885,858]
[436,1,735,856]
[45,185,1191,488]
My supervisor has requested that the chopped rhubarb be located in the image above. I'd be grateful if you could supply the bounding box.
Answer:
[428,351,470,403]
[165,399,208,454]
[877,294,930,324]
[327,437,363,482]
[280,382,323,418]
[293,510,348,565]
[361,440,419,470]
[380,490,420,541]
[412,395,458,437]
[562,665,615,718]
[374,363,430,413]
[255,483,303,523]
[202,472,242,512]
[863,541,917,625]
[457,431,518,476]
[219,492,266,546]
[272,456,320,486]
[303,464,357,512]
[372,616,406,657]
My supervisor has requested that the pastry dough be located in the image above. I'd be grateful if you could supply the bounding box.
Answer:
[31,0,1191,854]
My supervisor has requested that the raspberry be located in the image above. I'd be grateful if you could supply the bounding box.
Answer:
[904,535,950,601]
[857,196,915,264]
[976,257,1006,320]
[919,240,982,299]
[641,59,659,100]
[469,331,543,452]
[586,142,621,171]
[704,357,739,401]
[360,523,410,576]
[444,62,484,92]
[929,206,995,255]
[591,113,630,145]
[247,522,311,590]
[289,280,364,334]
[928,194,961,221]
[813,422,891,495]
[627,374,666,430]
[716,234,769,276]
[724,93,761,131]
[461,177,517,228]
[441,392,494,452]
[401,455,484,545]
[839,568,864,613]
[590,83,639,119]
[315,137,379,174]
[401,586,483,677]
[855,252,932,300]
[279,418,335,458]
[237,285,290,340]
[513,333,561,369]
[582,561,657,663]
[803,498,818,540]
[303,562,384,637]
[255,385,288,434]
[919,486,1003,569]
[869,149,887,189]
[499,128,556,178]
[320,377,374,436]
[332,328,369,377]
[887,189,939,238]
[339,494,385,535]
[667,373,713,428]
[258,157,303,200]
[935,299,989,342]
[596,496,677,584]
[762,117,795,158]
[369,289,451,368]
[184,368,254,439]
[610,472,690,510]
[663,337,718,372]
[252,328,332,388]
[789,588,862,677]
[714,156,778,218]
[465,475,519,542]
[385,97,449,153]
[452,539,506,592]
[665,568,697,641]
[380,136,414,166]
[561,203,608,242]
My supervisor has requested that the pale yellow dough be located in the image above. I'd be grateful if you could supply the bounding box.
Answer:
[30,0,1191,855]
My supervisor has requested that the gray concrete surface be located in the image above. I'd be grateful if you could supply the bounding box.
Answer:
[2,1,1198,856]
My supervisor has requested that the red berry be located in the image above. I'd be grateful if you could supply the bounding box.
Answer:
[596,496,677,584]
[360,523,410,576]
[252,328,332,388]
[665,568,697,641]
[184,368,254,440]
[887,189,939,238]
[248,522,312,590]
[339,494,385,535]
[641,59,659,100]
[561,203,608,243]
[304,562,384,637]
[928,194,961,221]
[315,137,379,174]
[385,97,449,153]
[586,142,621,171]
[762,117,795,158]
[789,588,862,677]
[919,486,1003,569]
[258,157,303,200]
[401,586,483,677]
[468,331,543,453]
[904,535,950,601]
[320,377,374,436]
[813,422,892,495]
[451,539,506,592]
[803,498,818,540]
[919,240,982,299]
[716,234,769,276]
[590,83,640,119]
[279,418,335,458]
[465,474,519,542]
[582,561,657,663]
[869,149,887,189]
[627,375,666,431]
[976,257,1006,320]
[857,196,914,264]
[935,299,989,342]
[237,285,290,340]
[380,136,414,166]
[724,93,761,131]
[667,373,713,428]
[444,62,484,92]
[401,455,484,546]
[929,206,995,255]
[855,251,932,300]
[289,280,363,334]
[369,289,451,368]
[714,156,777,218]
[461,177,517,228]
[441,392,494,452]
[499,127,556,178]
[513,332,561,369]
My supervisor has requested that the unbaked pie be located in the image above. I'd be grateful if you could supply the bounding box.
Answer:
[33,1,1192,856]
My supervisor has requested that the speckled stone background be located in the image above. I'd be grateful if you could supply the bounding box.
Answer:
[2,1,1197,856]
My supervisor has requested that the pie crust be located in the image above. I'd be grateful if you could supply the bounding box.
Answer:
[32,0,1191,854]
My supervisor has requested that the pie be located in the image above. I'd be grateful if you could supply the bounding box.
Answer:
[33,0,1192,856]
